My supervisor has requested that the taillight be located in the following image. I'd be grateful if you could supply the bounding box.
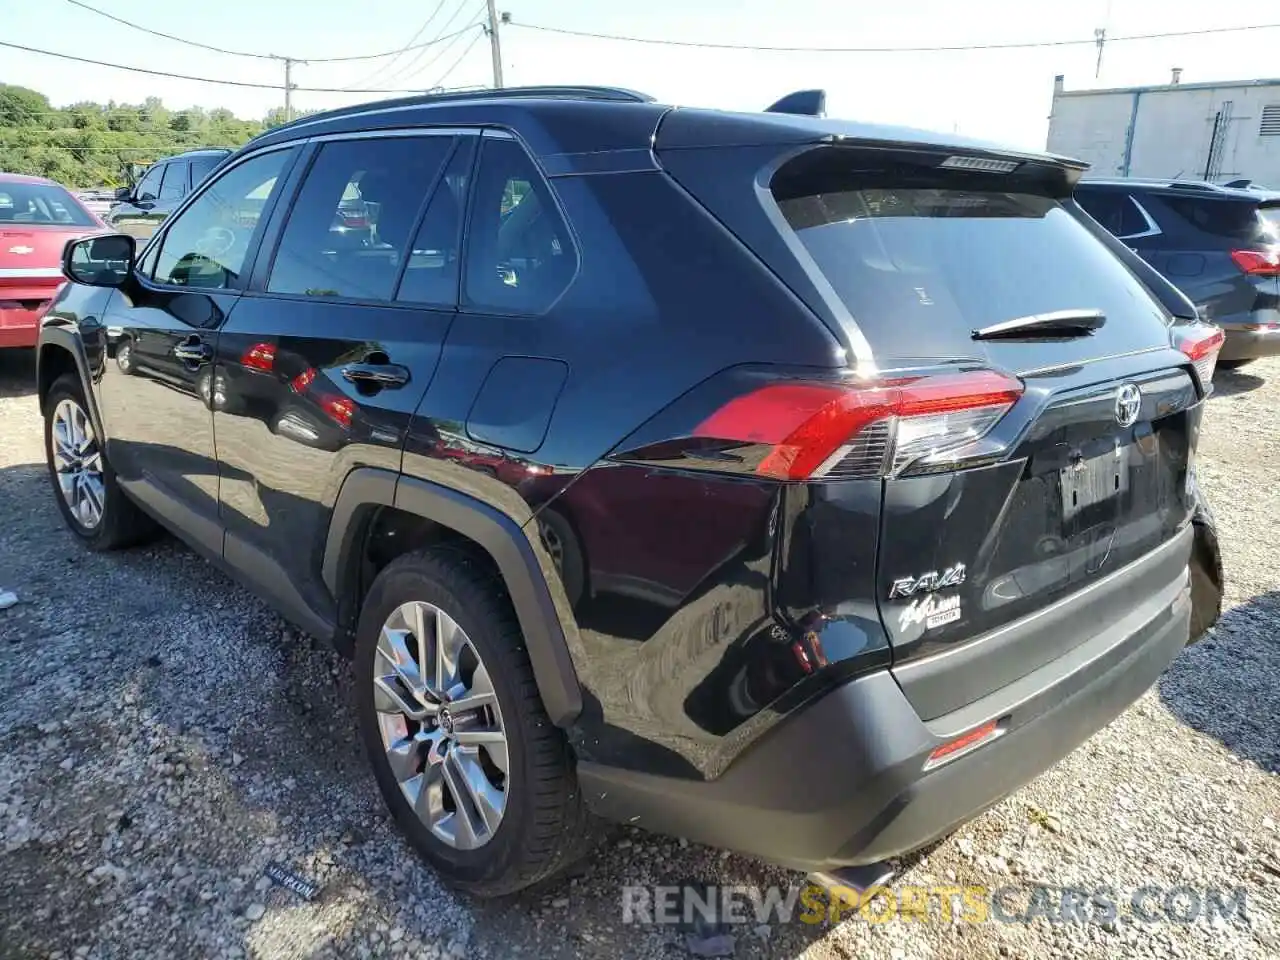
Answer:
[1230,249,1280,276]
[693,369,1023,480]
[320,395,354,428]
[291,368,317,393]
[241,342,276,371]
[1176,326,1225,388]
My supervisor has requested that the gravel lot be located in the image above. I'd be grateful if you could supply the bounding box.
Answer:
[1,348,1278,960]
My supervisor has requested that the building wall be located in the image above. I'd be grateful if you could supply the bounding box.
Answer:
[1047,81,1280,183]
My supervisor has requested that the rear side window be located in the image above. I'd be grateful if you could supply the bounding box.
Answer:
[189,156,221,187]
[1076,190,1152,238]
[267,136,451,301]
[1160,197,1273,243]
[396,138,475,306]
[773,161,1170,357]
[463,137,575,314]
[159,162,187,201]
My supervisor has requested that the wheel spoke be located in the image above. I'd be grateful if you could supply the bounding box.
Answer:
[435,607,461,696]
[81,474,105,523]
[385,730,432,783]
[415,758,447,827]
[440,750,482,847]
[449,748,504,836]
[375,626,428,709]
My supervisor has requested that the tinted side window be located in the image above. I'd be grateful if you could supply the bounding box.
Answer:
[396,139,475,306]
[189,156,220,187]
[159,161,188,201]
[135,164,164,202]
[267,136,451,301]
[1076,190,1151,237]
[1162,197,1266,242]
[463,138,574,314]
[153,149,292,290]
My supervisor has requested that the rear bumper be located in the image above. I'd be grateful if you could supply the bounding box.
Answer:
[0,304,43,348]
[578,529,1192,872]
[1219,321,1280,362]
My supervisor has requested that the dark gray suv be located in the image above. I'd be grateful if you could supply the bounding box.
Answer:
[1076,179,1280,368]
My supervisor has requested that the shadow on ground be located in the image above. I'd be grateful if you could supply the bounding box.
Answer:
[1209,367,1266,399]
[0,348,37,400]
[1158,590,1280,774]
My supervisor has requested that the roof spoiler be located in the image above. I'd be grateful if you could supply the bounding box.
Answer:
[765,90,826,118]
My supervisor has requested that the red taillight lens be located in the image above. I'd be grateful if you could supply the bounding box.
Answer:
[693,370,1023,480]
[320,395,354,428]
[1230,249,1280,276]
[924,719,1003,770]
[291,368,317,393]
[241,342,276,371]
[1176,326,1225,388]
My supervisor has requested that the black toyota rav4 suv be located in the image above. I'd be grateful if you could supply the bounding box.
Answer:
[37,86,1223,897]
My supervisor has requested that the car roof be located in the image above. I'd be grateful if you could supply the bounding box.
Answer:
[0,172,61,186]
[153,148,233,163]
[1078,178,1280,202]
[242,86,1082,172]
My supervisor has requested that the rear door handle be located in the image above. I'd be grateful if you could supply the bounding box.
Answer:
[173,339,212,365]
[341,362,410,387]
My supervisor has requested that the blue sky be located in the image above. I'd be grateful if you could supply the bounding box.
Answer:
[6,0,1280,148]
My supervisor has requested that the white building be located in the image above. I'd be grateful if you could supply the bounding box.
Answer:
[1046,73,1280,184]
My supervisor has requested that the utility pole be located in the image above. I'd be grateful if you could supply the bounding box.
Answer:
[1093,28,1106,79]
[485,0,505,89]
[274,56,305,122]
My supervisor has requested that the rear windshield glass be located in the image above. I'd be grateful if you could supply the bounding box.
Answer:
[0,182,97,227]
[773,176,1169,357]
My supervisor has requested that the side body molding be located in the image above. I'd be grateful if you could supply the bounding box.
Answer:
[323,468,583,727]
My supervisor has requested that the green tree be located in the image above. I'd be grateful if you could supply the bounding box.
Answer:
[0,84,52,127]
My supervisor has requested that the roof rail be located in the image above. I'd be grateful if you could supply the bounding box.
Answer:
[256,86,657,139]
[1166,180,1218,192]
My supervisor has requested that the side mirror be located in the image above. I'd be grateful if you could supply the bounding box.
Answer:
[63,234,136,288]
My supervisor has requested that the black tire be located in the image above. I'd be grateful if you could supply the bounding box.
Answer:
[354,545,597,897]
[42,373,156,551]
[536,508,586,608]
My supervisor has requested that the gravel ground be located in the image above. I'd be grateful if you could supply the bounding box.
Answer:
[1,347,1278,960]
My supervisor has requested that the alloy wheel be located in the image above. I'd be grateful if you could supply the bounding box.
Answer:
[50,398,106,530]
[373,601,509,850]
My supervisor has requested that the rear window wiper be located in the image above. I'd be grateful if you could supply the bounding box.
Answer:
[972,309,1105,340]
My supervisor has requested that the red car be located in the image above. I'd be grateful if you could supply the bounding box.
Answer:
[0,173,106,349]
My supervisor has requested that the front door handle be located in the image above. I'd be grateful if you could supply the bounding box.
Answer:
[341,363,410,388]
[173,339,212,365]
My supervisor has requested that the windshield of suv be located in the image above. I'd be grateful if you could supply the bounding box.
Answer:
[0,182,97,227]
[772,163,1169,359]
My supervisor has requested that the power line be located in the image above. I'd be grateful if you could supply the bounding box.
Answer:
[429,30,485,89]
[348,0,453,89]
[392,16,488,88]
[509,19,1280,53]
[63,0,481,63]
[376,1,486,89]
[0,36,486,93]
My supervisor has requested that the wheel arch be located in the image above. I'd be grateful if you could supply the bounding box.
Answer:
[323,468,584,728]
[37,330,103,437]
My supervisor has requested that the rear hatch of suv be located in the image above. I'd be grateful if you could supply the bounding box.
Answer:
[657,113,1207,719]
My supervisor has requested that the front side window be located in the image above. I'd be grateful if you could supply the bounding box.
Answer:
[152,149,293,290]
[463,138,575,314]
[267,136,452,301]
[158,161,187,201]
[135,164,164,203]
